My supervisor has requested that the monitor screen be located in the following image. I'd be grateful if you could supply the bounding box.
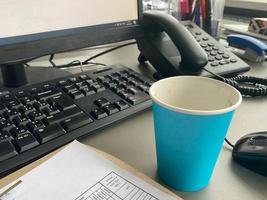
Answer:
[0,0,143,64]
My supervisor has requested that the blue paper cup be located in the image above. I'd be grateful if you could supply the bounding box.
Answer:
[149,76,242,192]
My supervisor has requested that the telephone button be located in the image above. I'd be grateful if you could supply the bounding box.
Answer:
[215,55,223,60]
[218,50,224,55]
[200,43,207,48]
[210,51,217,56]
[230,58,237,63]
[208,42,215,47]
[211,62,219,67]
[223,54,230,59]
[219,60,230,65]
[208,57,215,62]
[205,47,212,52]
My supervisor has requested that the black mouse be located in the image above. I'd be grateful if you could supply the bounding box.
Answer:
[232,131,267,177]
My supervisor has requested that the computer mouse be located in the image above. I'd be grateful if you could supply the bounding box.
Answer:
[232,131,267,177]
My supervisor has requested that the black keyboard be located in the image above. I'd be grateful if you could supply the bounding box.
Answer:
[0,65,153,177]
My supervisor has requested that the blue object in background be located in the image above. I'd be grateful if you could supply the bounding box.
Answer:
[152,102,235,191]
[227,34,267,56]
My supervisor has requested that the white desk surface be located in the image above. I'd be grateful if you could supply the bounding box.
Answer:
[1,44,267,200]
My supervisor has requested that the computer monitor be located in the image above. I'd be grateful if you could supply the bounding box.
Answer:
[0,0,143,88]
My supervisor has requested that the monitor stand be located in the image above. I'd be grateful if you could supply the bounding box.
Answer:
[0,64,72,91]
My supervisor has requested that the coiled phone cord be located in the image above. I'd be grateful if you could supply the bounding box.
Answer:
[202,68,267,148]
[203,68,267,97]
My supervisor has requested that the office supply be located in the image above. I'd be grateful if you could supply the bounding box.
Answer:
[232,131,267,177]
[205,0,212,35]
[137,11,267,97]
[0,180,22,198]
[222,23,267,43]
[150,76,241,191]
[210,0,225,39]
[1,45,267,200]
[0,0,151,178]
[0,64,153,177]
[227,34,267,62]
[0,0,143,88]
[0,141,180,200]
[137,11,250,78]
[249,18,267,36]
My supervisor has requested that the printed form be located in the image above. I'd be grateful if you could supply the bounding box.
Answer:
[0,141,179,200]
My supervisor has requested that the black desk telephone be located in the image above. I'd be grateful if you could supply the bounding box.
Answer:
[137,11,250,78]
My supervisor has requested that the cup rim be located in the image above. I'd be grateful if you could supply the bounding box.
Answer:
[149,76,242,115]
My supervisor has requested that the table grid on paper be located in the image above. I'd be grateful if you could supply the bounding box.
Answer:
[75,172,159,200]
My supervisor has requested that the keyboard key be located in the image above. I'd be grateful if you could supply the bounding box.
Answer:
[20,96,36,105]
[0,140,17,162]
[43,84,54,90]
[5,99,23,109]
[0,131,13,141]
[48,95,76,111]
[127,87,139,95]
[13,115,30,126]
[91,84,105,93]
[85,79,94,85]
[57,80,68,87]
[114,100,129,111]
[69,77,78,83]
[27,120,45,132]
[0,105,8,114]
[68,91,84,100]
[43,107,83,125]
[79,74,88,80]
[81,87,95,96]
[90,108,108,119]
[35,90,62,100]
[34,124,65,144]
[4,109,20,120]
[63,85,76,93]
[28,110,45,121]
[0,115,6,122]
[0,120,16,132]
[118,91,132,99]
[33,100,49,110]
[95,98,110,107]
[10,125,29,137]
[110,85,124,93]
[60,113,93,132]
[13,132,39,153]
[137,84,149,92]
[16,91,27,98]
[19,104,36,114]
[75,82,88,90]
[103,104,119,115]
[126,93,150,105]
[42,105,60,115]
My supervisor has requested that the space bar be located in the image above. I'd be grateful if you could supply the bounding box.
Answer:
[44,107,83,125]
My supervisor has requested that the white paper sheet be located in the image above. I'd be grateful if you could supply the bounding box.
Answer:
[0,141,178,200]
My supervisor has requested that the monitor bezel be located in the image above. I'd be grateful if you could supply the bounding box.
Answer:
[0,0,143,64]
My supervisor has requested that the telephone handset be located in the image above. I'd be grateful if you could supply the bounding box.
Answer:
[137,11,250,78]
